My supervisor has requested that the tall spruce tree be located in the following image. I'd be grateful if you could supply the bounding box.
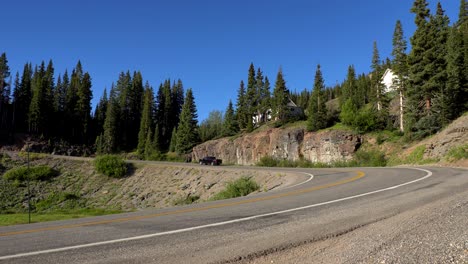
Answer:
[102,85,120,153]
[307,64,328,131]
[12,63,32,132]
[236,80,248,129]
[391,20,408,132]
[222,100,238,136]
[370,41,385,111]
[28,62,47,134]
[137,84,154,156]
[272,68,289,121]
[406,0,432,136]
[175,89,199,154]
[94,88,108,138]
[0,53,11,124]
[76,72,93,143]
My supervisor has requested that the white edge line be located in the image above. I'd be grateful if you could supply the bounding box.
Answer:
[284,172,314,189]
[0,168,432,260]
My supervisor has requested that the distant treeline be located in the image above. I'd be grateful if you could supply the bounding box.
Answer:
[0,0,467,157]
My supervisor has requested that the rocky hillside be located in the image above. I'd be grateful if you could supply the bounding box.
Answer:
[192,127,361,165]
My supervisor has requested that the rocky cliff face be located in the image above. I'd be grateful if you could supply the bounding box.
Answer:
[192,127,361,165]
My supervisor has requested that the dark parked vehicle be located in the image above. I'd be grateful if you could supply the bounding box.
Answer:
[199,156,222,166]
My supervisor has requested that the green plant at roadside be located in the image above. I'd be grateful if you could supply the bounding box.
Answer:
[0,209,122,226]
[404,145,438,164]
[94,155,128,178]
[17,152,48,161]
[3,165,58,183]
[172,194,200,206]
[444,144,468,162]
[211,177,260,201]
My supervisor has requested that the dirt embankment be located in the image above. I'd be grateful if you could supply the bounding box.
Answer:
[0,155,302,212]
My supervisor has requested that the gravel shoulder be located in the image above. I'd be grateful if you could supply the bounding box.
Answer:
[237,169,468,264]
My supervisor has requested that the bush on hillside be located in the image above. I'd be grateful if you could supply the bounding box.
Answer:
[94,155,128,178]
[3,165,58,182]
[211,177,260,201]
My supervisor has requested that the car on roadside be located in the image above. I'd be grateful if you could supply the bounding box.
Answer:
[199,156,222,166]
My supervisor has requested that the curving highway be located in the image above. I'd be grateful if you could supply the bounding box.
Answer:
[0,166,467,263]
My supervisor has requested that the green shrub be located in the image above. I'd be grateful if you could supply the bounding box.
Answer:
[17,152,48,161]
[257,156,279,167]
[445,144,468,162]
[172,194,200,206]
[353,149,387,167]
[94,155,128,178]
[3,165,57,182]
[211,177,260,201]
[404,145,438,164]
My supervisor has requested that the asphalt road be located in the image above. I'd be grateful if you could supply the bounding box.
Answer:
[0,166,466,263]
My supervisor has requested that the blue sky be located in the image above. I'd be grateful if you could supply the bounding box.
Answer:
[3,0,459,121]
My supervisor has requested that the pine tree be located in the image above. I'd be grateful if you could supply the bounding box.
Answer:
[272,68,289,121]
[171,79,184,128]
[76,72,93,143]
[137,84,154,156]
[94,88,108,138]
[0,53,11,111]
[370,41,385,112]
[391,20,408,132]
[12,63,32,132]
[435,4,466,124]
[29,62,48,134]
[102,85,120,153]
[259,76,271,123]
[406,0,432,136]
[169,127,177,153]
[175,89,199,154]
[236,80,247,129]
[307,65,328,131]
[222,100,238,136]
[127,71,144,149]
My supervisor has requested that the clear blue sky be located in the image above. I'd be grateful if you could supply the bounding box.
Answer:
[3,0,459,121]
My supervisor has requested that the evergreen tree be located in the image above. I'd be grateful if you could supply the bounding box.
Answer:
[94,88,108,138]
[406,0,432,136]
[391,20,408,132]
[245,63,259,128]
[175,89,199,154]
[115,71,132,150]
[169,127,177,153]
[222,100,238,136]
[259,76,271,123]
[76,72,93,143]
[12,63,32,132]
[236,80,248,129]
[307,65,328,131]
[271,68,289,121]
[28,62,47,134]
[0,53,11,122]
[102,85,120,153]
[435,11,466,124]
[341,65,359,108]
[127,71,144,149]
[137,84,154,156]
[171,79,184,128]
[370,41,385,111]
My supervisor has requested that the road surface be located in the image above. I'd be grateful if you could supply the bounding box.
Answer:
[0,166,466,263]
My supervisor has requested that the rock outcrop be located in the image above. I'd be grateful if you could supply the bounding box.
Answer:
[192,127,361,165]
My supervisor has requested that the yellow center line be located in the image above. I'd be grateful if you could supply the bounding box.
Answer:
[0,171,365,237]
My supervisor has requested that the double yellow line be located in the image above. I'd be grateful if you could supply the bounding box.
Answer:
[0,171,365,237]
